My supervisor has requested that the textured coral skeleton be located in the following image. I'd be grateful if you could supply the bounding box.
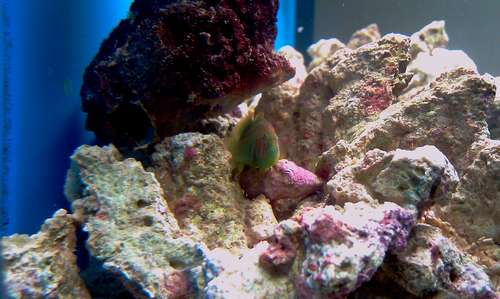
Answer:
[2,2,499,298]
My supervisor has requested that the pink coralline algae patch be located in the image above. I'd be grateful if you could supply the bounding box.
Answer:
[361,81,393,115]
[259,238,297,273]
[183,146,198,160]
[303,212,349,244]
[161,270,191,298]
[259,221,301,272]
[376,208,416,251]
[239,159,323,201]
[173,194,202,220]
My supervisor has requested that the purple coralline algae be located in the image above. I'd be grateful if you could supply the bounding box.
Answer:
[239,159,323,217]
[294,202,415,298]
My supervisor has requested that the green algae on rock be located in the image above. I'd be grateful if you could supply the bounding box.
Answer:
[148,133,249,252]
[65,145,203,298]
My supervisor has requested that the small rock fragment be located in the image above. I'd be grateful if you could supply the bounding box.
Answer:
[347,23,381,49]
[325,146,459,209]
[370,146,459,208]
[2,209,91,299]
[307,38,346,70]
[410,20,449,58]
[244,195,279,246]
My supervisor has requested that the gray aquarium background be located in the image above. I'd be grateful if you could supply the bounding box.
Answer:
[313,0,500,74]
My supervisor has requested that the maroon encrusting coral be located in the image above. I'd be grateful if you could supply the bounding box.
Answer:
[81,0,294,150]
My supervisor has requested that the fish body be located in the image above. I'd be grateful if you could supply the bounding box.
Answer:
[226,110,280,172]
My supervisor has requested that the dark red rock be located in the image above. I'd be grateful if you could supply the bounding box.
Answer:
[81,0,294,150]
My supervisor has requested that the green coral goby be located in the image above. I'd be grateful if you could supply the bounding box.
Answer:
[226,109,280,173]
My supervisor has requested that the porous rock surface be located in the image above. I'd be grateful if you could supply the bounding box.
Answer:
[1,209,91,299]
[81,0,294,150]
[428,138,500,287]
[202,242,296,298]
[324,145,459,209]
[147,133,248,251]
[65,145,204,298]
[383,224,496,299]
[291,202,415,299]
[404,48,477,92]
[409,20,449,58]
[259,33,413,170]
[317,67,496,179]
[256,46,308,159]
[437,138,500,244]
[258,21,499,295]
[487,76,500,138]
[244,195,278,246]
[346,23,381,49]
[307,38,346,71]
[205,202,418,299]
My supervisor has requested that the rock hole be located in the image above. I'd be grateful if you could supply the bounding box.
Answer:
[108,103,155,150]
[449,268,459,283]
[136,199,149,208]
[143,215,154,226]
